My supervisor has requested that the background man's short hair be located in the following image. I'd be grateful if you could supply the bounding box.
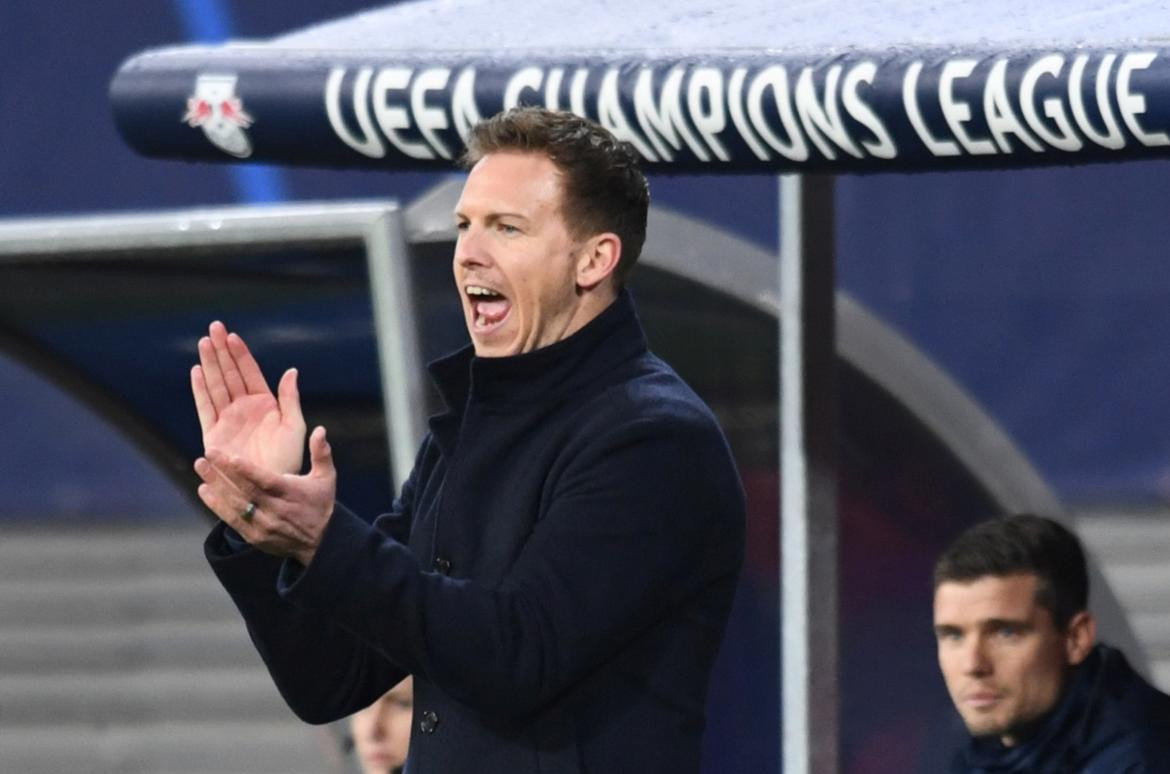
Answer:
[933,513,1089,630]
[460,107,650,285]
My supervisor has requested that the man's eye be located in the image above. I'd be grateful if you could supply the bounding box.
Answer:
[497,223,520,234]
[455,221,469,231]
[995,625,1021,639]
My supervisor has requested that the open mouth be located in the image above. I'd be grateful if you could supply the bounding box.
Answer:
[466,284,511,334]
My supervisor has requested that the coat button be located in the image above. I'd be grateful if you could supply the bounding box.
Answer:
[433,556,452,575]
[419,710,439,734]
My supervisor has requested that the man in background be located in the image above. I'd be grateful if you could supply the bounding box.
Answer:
[932,513,1170,772]
[350,677,412,774]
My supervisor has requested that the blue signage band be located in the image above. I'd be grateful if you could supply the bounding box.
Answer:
[111,48,1170,172]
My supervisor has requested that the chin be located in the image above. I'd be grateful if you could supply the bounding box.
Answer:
[471,332,522,357]
[472,341,507,357]
[960,713,1010,739]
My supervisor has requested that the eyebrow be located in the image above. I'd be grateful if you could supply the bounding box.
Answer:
[932,617,1032,635]
[453,210,531,223]
[982,618,1032,631]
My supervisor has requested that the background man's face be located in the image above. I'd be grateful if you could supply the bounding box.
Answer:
[933,573,1071,746]
[452,151,590,357]
[351,676,413,774]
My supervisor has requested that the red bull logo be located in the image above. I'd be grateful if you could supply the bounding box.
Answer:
[183,74,254,158]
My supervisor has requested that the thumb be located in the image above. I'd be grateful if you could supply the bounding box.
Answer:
[277,368,305,426]
[308,425,335,478]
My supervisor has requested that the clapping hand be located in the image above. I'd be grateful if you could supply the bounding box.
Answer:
[192,321,306,475]
[191,322,337,565]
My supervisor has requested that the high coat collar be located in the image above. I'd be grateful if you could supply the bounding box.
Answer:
[426,289,648,416]
[956,644,1134,772]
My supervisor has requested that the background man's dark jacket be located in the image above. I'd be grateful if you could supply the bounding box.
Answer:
[206,292,746,774]
[950,643,1170,773]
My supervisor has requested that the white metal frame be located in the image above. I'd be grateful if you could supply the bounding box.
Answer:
[0,201,427,487]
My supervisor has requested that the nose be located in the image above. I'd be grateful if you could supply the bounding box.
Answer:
[454,224,490,270]
[962,635,992,677]
[368,710,390,741]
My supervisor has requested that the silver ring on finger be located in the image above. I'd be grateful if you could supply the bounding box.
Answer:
[241,501,257,521]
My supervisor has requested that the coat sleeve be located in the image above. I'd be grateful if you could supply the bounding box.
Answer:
[275,410,745,720]
[203,437,430,723]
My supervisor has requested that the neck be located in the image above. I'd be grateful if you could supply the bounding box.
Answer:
[562,285,618,341]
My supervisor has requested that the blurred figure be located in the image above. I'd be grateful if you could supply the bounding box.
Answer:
[351,677,413,774]
[932,514,1170,772]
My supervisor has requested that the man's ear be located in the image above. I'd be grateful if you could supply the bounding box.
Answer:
[1064,610,1096,666]
[576,232,622,291]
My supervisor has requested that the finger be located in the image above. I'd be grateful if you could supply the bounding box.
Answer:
[196,458,265,526]
[195,456,250,503]
[195,456,231,488]
[277,369,305,427]
[190,365,217,433]
[197,479,248,528]
[308,426,335,479]
[197,478,265,531]
[210,321,247,401]
[206,448,288,499]
[227,331,271,396]
[198,335,230,414]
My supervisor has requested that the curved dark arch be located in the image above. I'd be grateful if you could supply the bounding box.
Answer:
[0,321,209,521]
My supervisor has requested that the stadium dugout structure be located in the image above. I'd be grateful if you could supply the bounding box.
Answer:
[105,1,1170,771]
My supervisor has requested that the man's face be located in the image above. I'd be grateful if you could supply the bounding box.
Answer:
[351,677,413,773]
[453,151,594,357]
[933,573,1079,746]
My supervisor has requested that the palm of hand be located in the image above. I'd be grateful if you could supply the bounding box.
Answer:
[192,324,309,478]
[192,325,335,565]
[204,393,305,476]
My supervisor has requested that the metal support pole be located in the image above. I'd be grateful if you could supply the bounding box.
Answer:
[780,173,839,774]
[366,207,428,488]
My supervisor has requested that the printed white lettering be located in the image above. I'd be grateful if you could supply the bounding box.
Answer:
[728,67,770,160]
[1118,52,1170,147]
[598,68,658,160]
[841,62,896,158]
[504,67,543,109]
[570,69,589,118]
[904,61,960,156]
[984,60,1043,152]
[939,60,997,155]
[451,68,481,142]
[325,67,386,159]
[544,68,564,111]
[746,66,808,161]
[633,68,706,161]
[688,68,730,161]
[1069,54,1124,149]
[795,66,862,159]
[412,68,452,159]
[1020,55,1083,152]
[371,68,434,160]
[451,68,479,142]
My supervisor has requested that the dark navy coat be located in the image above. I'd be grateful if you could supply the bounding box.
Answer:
[949,644,1170,773]
[206,292,746,774]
